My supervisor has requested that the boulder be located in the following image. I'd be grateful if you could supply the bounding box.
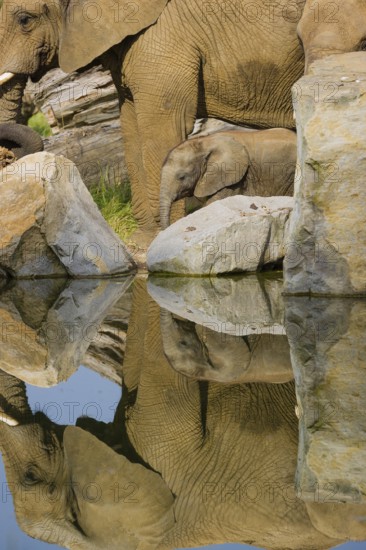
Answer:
[0,152,136,278]
[0,276,133,386]
[42,122,129,189]
[285,296,366,504]
[147,196,293,275]
[25,66,119,131]
[25,66,125,188]
[284,52,366,295]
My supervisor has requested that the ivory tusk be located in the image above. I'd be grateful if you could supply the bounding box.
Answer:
[0,412,19,426]
[0,72,15,85]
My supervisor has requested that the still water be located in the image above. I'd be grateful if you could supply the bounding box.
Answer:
[0,274,365,549]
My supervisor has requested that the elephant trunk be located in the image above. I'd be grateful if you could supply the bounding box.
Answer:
[160,194,175,230]
[0,369,32,424]
[160,165,186,230]
[0,123,44,159]
[160,168,180,229]
[0,75,28,124]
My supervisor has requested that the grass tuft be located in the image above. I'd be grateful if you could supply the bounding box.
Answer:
[27,112,52,137]
[26,115,137,240]
[89,170,137,240]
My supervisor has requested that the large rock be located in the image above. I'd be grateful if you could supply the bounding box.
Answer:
[0,276,133,386]
[285,296,366,504]
[25,66,119,131]
[284,52,366,295]
[147,196,293,275]
[24,66,125,188]
[0,152,136,278]
[42,122,128,189]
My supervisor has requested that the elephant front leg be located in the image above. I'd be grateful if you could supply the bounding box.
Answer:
[134,91,198,228]
[120,99,160,249]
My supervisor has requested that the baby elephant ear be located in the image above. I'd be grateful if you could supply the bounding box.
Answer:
[194,134,250,198]
[59,0,169,73]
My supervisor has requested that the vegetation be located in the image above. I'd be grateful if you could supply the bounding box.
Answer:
[27,112,136,239]
[89,174,137,240]
[27,112,52,137]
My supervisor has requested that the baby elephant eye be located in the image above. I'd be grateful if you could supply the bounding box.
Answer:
[23,468,40,486]
[17,12,36,29]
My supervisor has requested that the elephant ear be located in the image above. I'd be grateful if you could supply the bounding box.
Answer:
[59,0,169,73]
[63,426,175,548]
[194,134,250,198]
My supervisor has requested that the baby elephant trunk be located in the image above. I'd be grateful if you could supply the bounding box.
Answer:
[160,194,174,230]
[160,167,180,230]
[0,123,44,163]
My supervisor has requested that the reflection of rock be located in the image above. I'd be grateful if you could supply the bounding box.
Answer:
[148,274,285,336]
[147,196,293,274]
[83,286,133,384]
[285,296,366,503]
[0,152,136,278]
[284,53,366,295]
[0,276,133,386]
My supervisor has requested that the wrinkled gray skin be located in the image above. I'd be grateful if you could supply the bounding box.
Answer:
[0,123,44,158]
[160,127,297,229]
[0,0,365,243]
[1,279,366,549]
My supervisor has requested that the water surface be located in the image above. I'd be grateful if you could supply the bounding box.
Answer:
[0,274,365,549]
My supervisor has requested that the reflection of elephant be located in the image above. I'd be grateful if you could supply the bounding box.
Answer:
[0,1,365,244]
[1,278,366,548]
[160,309,294,383]
[0,123,43,166]
[160,128,296,229]
[0,370,174,549]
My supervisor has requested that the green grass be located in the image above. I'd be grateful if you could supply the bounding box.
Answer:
[27,112,52,137]
[89,173,137,240]
[27,113,136,239]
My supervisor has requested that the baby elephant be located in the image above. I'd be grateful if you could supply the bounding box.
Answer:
[160,127,297,229]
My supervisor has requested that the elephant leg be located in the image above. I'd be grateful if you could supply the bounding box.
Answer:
[120,99,159,244]
[123,279,204,464]
[133,73,199,227]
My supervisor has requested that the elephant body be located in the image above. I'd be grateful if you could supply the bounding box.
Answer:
[105,0,304,239]
[0,0,365,244]
[159,126,297,228]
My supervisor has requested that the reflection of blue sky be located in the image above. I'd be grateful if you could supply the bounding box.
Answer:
[0,365,364,550]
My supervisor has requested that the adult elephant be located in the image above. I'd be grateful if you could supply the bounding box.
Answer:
[0,123,44,164]
[0,0,365,246]
[0,279,366,548]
